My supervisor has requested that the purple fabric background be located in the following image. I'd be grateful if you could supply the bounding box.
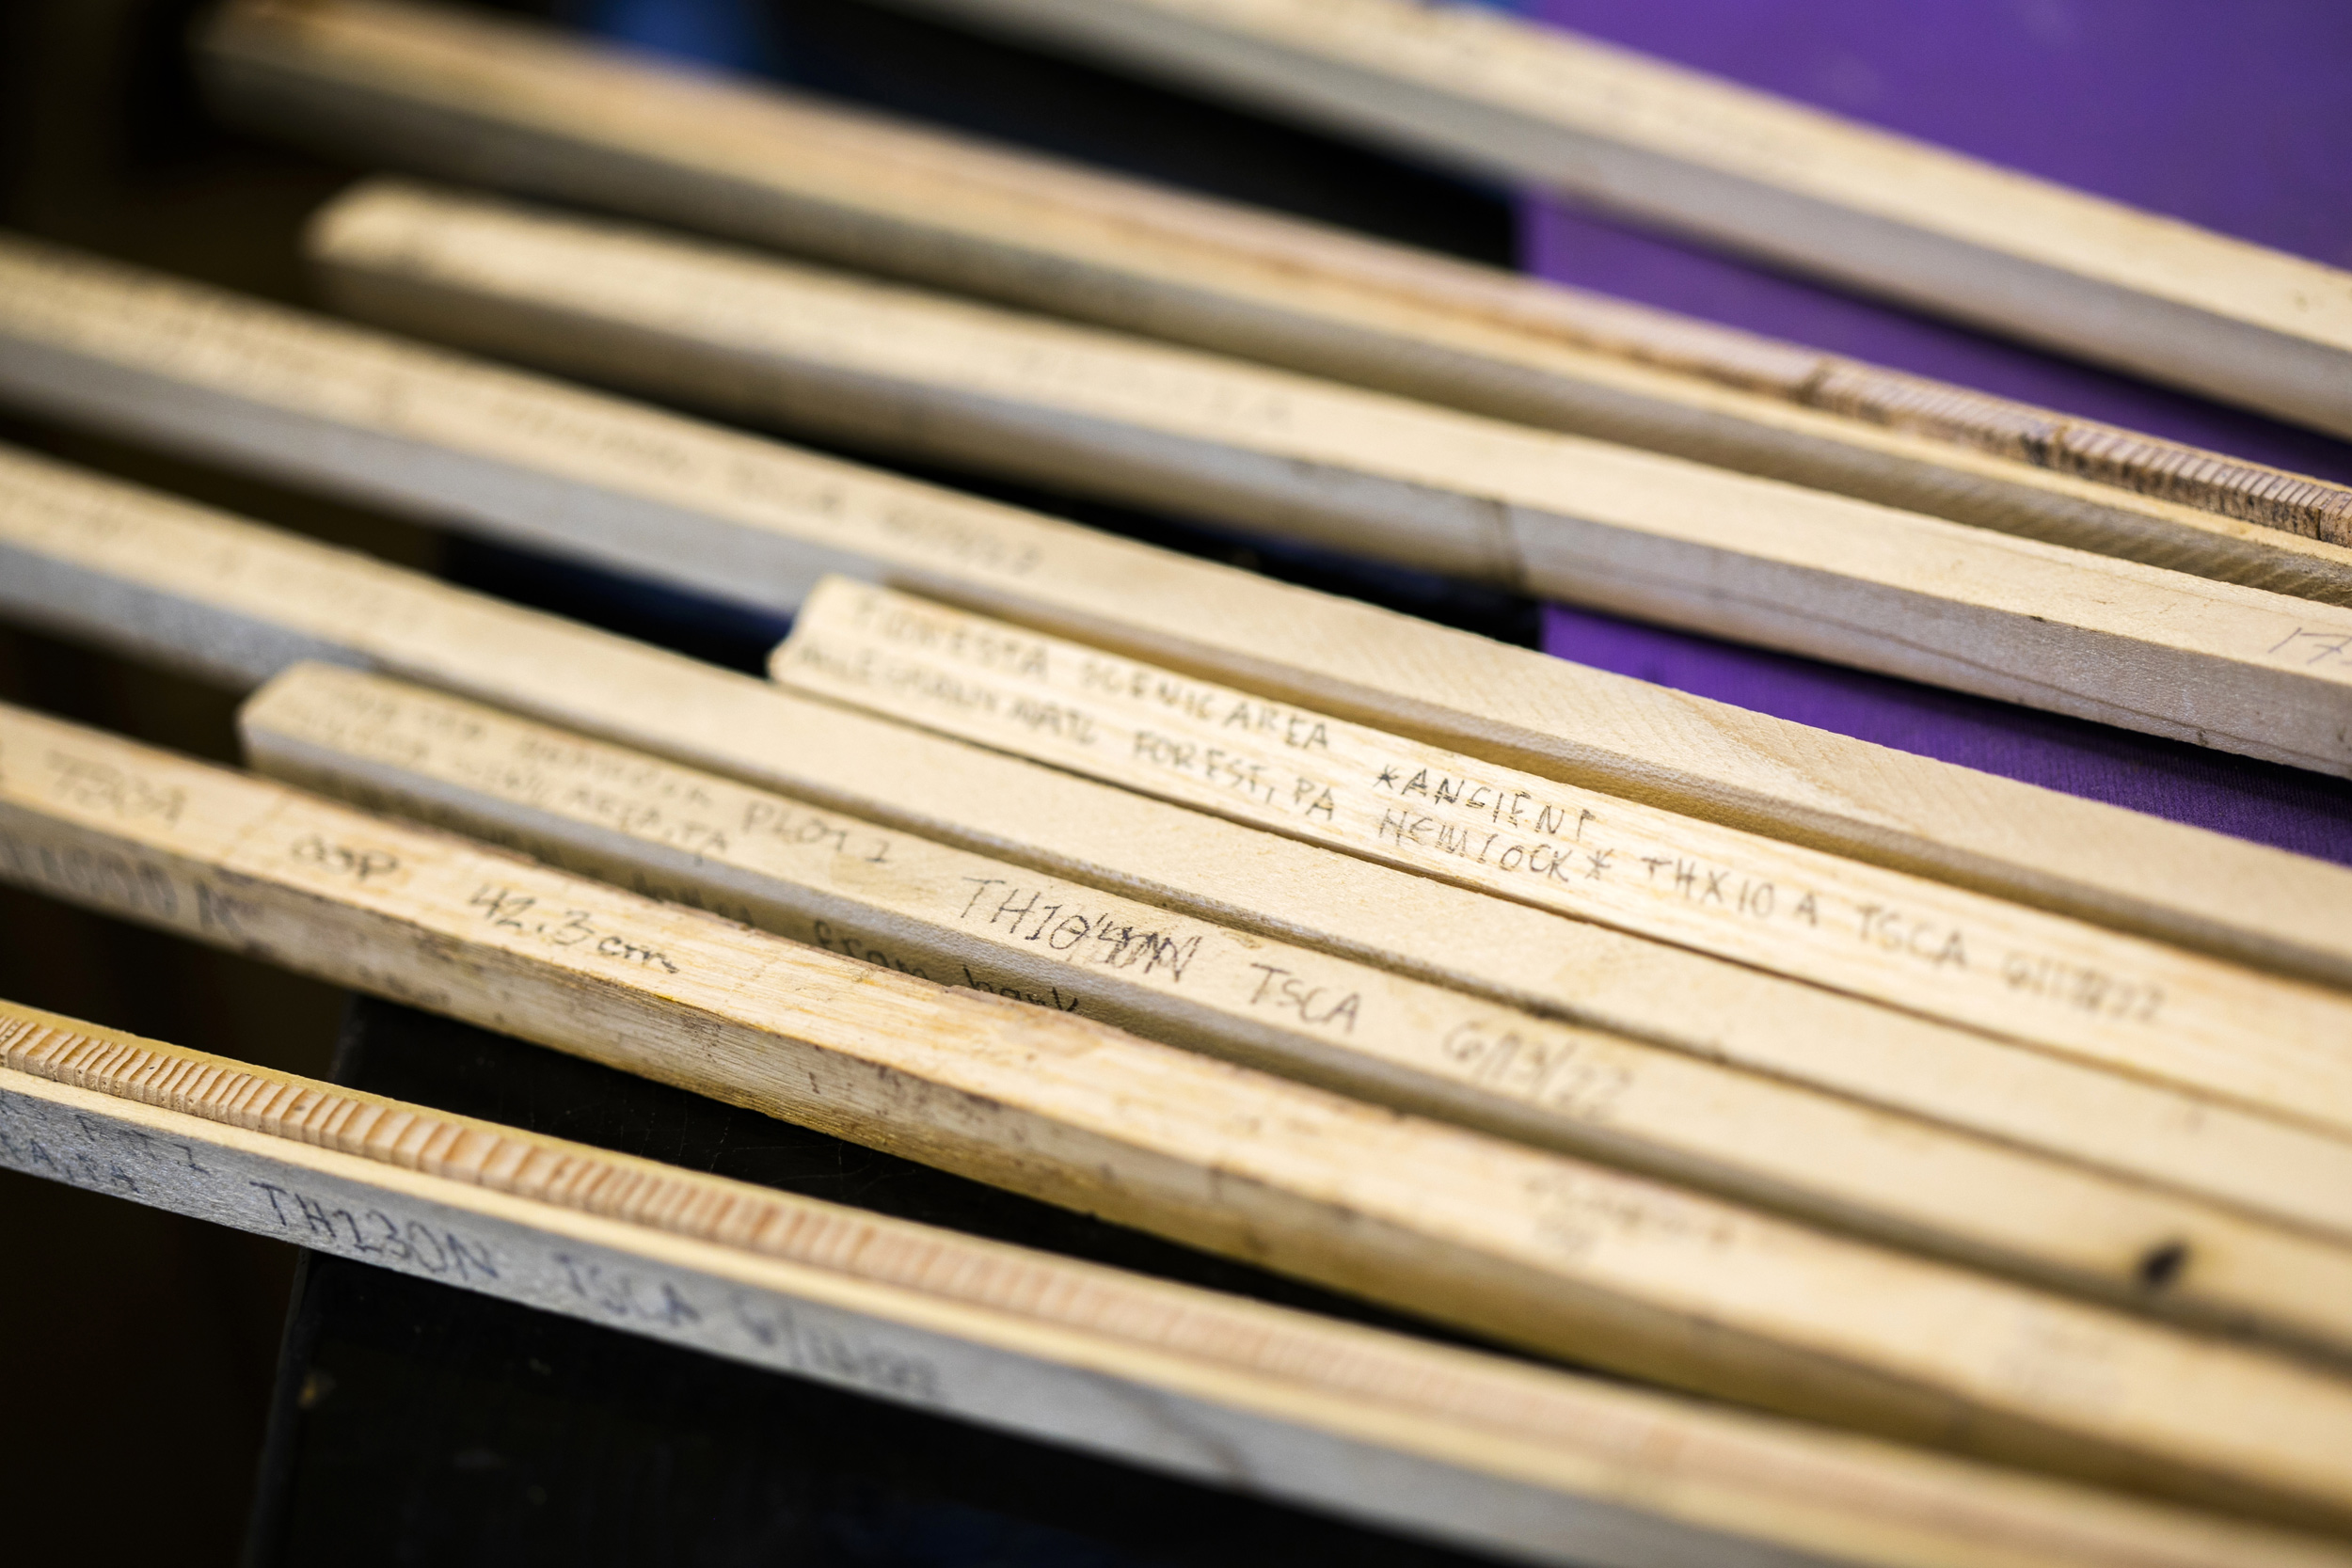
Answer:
[1522,1,2352,863]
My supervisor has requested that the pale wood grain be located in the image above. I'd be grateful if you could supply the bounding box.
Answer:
[8,451,2352,1262]
[240,659,2352,1358]
[193,0,2352,566]
[878,0,2352,440]
[13,444,2352,1250]
[13,1000,2348,1568]
[304,181,2352,776]
[776,578,2352,1140]
[5,240,2350,993]
[14,708,2352,1525]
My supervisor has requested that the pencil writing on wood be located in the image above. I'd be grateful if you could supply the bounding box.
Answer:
[18,0,2352,1560]
[4,240,2351,994]
[774,578,2352,1141]
[6,448,2348,1251]
[241,658,2352,1359]
[9,998,2345,1568]
[12,701,2352,1528]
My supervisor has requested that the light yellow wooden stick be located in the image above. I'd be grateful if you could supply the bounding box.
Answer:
[4,243,2352,994]
[304,180,2352,776]
[240,659,2352,1358]
[776,578,2352,1139]
[11,704,2352,1526]
[8,448,2351,1257]
[13,1000,2346,1568]
[194,0,2352,565]
[881,0,2352,441]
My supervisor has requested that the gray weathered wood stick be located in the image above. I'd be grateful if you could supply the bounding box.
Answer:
[771,578,2352,1140]
[305,182,2352,777]
[8,449,2352,1261]
[14,1001,2349,1568]
[5,242,2352,999]
[13,705,2352,1526]
[193,0,2352,564]
[877,0,2352,441]
[240,659,2352,1359]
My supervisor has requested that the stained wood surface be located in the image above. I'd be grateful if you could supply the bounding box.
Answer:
[194,0,2352,568]
[9,449,2352,1258]
[240,659,2352,1356]
[880,0,2352,440]
[16,1000,2352,1568]
[14,709,2352,1526]
[777,578,2352,1137]
[5,245,2352,994]
[304,181,2352,775]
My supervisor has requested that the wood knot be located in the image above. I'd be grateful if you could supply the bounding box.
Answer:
[2136,1240,2189,1291]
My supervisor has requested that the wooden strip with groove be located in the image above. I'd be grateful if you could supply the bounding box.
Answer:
[10,1000,2346,1568]
[8,706,2352,1526]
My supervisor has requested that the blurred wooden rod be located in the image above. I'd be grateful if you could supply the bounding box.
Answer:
[8,450,2352,1262]
[242,660,2352,1355]
[302,182,2352,778]
[5,240,2352,1000]
[196,0,2352,577]
[309,181,2352,775]
[774,578,2352,1137]
[21,706,2352,1522]
[878,0,2352,440]
[13,999,2349,1568]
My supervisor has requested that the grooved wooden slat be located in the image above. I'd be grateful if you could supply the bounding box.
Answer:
[4,243,2352,992]
[878,0,2352,439]
[8,448,2351,1259]
[11,1000,2347,1568]
[11,708,2352,1527]
[240,659,2352,1357]
[195,0,2352,560]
